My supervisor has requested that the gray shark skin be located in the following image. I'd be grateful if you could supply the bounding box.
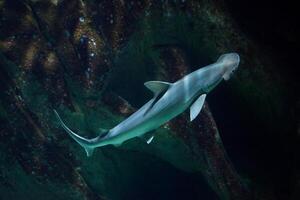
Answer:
[54,53,240,157]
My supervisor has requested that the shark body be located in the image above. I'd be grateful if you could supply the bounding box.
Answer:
[54,53,240,156]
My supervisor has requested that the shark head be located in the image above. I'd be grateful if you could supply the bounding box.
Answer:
[217,53,240,80]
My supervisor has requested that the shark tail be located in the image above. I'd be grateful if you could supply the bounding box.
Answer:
[53,110,96,157]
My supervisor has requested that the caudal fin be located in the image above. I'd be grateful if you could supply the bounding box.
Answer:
[53,110,96,157]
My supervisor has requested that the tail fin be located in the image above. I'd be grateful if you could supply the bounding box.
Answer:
[53,110,96,157]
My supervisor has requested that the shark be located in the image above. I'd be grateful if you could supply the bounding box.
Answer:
[54,53,240,157]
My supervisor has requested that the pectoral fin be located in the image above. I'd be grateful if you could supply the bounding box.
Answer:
[190,94,206,121]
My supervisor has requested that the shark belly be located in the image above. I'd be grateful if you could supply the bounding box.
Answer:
[104,94,189,146]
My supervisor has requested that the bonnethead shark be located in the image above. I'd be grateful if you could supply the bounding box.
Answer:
[54,53,240,157]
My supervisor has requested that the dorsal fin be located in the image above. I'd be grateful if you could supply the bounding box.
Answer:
[143,81,172,116]
[98,129,109,139]
[144,81,172,96]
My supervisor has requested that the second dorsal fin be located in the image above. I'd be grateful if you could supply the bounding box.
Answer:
[144,81,172,96]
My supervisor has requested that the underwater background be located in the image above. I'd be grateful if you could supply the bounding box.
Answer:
[0,0,298,199]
